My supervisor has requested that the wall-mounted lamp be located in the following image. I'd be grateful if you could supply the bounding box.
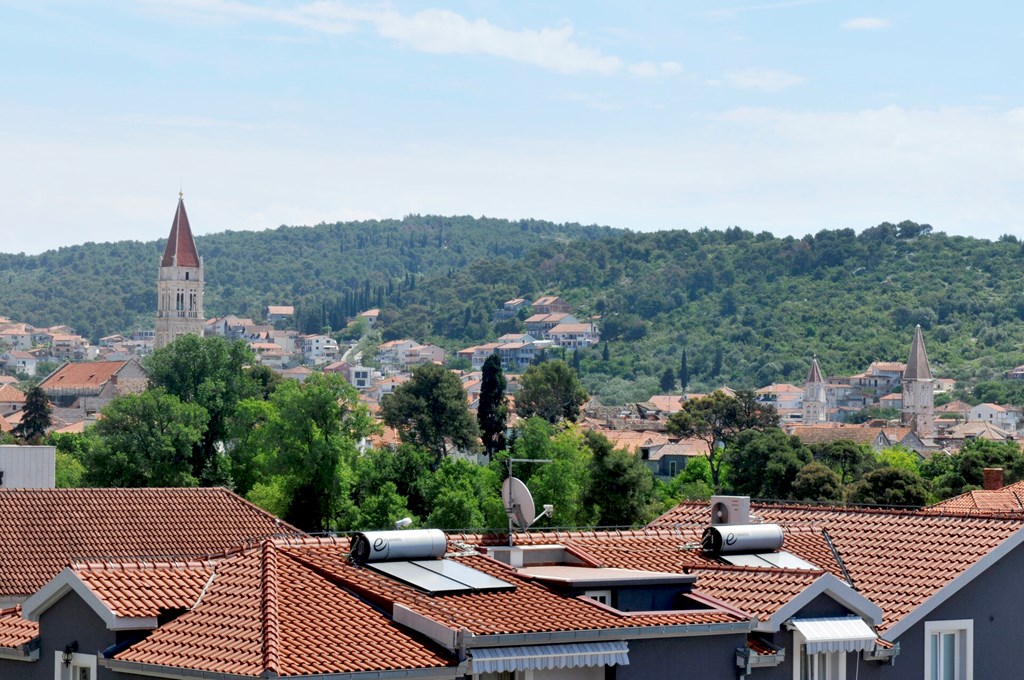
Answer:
[62,641,78,667]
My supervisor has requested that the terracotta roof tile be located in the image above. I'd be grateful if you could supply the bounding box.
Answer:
[38,361,128,391]
[649,501,1023,632]
[0,606,37,648]
[0,384,26,403]
[75,560,217,618]
[0,488,298,597]
[116,540,453,677]
[283,541,747,636]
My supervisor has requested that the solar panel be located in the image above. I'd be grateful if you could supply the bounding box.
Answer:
[415,559,516,591]
[719,551,818,571]
[367,559,515,595]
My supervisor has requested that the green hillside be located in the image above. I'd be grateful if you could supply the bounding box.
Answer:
[4,217,1024,404]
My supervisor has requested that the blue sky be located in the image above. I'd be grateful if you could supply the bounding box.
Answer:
[2,1,1023,253]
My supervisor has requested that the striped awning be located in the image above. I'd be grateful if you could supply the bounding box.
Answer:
[470,641,629,673]
[792,617,877,654]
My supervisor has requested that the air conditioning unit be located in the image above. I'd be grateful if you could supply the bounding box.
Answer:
[710,496,750,525]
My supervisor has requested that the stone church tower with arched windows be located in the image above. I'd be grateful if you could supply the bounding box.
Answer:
[901,325,935,439]
[155,193,205,349]
[801,356,828,424]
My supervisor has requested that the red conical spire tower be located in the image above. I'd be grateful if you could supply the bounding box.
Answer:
[161,193,201,268]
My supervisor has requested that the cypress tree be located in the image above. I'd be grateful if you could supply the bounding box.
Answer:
[477,355,508,455]
[680,349,688,392]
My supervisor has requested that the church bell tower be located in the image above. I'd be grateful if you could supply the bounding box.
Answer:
[155,193,205,349]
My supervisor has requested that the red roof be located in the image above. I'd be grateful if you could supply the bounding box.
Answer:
[114,540,453,677]
[76,559,217,618]
[0,384,26,403]
[38,360,128,391]
[647,501,1023,632]
[0,606,36,648]
[160,196,201,268]
[0,488,298,598]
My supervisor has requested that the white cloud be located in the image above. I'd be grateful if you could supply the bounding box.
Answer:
[842,17,890,30]
[629,61,683,78]
[368,8,622,75]
[136,1,642,75]
[726,69,803,92]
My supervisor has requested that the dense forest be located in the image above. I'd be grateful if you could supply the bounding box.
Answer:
[4,217,1024,404]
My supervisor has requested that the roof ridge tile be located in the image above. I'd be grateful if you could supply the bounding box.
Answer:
[260,540,282,675]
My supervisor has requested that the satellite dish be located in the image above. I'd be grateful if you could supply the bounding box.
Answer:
[502,477,536,528]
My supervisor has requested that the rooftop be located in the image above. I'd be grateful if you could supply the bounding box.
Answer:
[0,487,299,598]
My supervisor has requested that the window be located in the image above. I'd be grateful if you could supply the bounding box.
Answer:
[792,631,845,680]
[924,620,972,680]
[584,589,612,606]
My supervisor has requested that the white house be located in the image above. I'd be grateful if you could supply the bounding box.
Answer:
[969,403,1021,433]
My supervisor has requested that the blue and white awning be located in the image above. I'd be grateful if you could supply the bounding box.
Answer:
[792,617,877,654]
[470,641,629,673]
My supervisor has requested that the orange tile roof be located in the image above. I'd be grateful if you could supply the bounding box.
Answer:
[38,360,128,391]
[0,488,299,597]
[0,384,26,403]
[114,540,453,677]
[282,541,748,636]
[928,489,1024,514]
[644,395,687,413]
[0,414,11,433]
[75,560,217,618]
[0,606,37,648]
[788,424,885,445]
[648,501,1023,632]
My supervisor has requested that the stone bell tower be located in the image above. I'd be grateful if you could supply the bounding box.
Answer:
[901,325,935,439]
[155,193,205,349]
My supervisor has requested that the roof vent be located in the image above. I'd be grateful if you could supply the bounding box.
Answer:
[701,524,784,555]
[350,529,447,564]
[710,495,750,525]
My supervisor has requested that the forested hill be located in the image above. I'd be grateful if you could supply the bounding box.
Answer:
[0,215,613,340]
[390,221,1024,402]
[4,217,1024,404]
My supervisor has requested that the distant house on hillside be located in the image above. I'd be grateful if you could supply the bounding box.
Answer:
[37,358,147,419]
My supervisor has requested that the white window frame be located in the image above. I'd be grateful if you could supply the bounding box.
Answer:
[792,630,846,680]
[924,619,973,680]
[584,589,613,606]
[53,651,97,680]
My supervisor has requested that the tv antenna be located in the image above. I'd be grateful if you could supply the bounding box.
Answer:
[502,458,555,546]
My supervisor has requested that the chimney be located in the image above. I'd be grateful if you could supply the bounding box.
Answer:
[983,467,1004,491]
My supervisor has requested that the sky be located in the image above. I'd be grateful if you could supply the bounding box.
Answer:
[2,0,1023,254]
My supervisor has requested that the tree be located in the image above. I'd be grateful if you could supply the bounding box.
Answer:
[791,462,843,503]
[724,429,812,500]
[679,349,688,392]
[584,430,656,527]
[665,390,779,489]
[14,385,51,443]
[235,373,375,532]
[813,440,876,484]
[515,360,588,424]
[660,367,676,392]
[358,481,416,530]
[511,419,595,528]
[422,458,505,530]
[851,467,930,508]
[146,335,259,483]
[381,363,479,465]
[84,390,208,487]
[477,355,508,455]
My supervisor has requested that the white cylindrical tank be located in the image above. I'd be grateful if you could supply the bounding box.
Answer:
[701,524,784,554]
[351,529,447,563]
